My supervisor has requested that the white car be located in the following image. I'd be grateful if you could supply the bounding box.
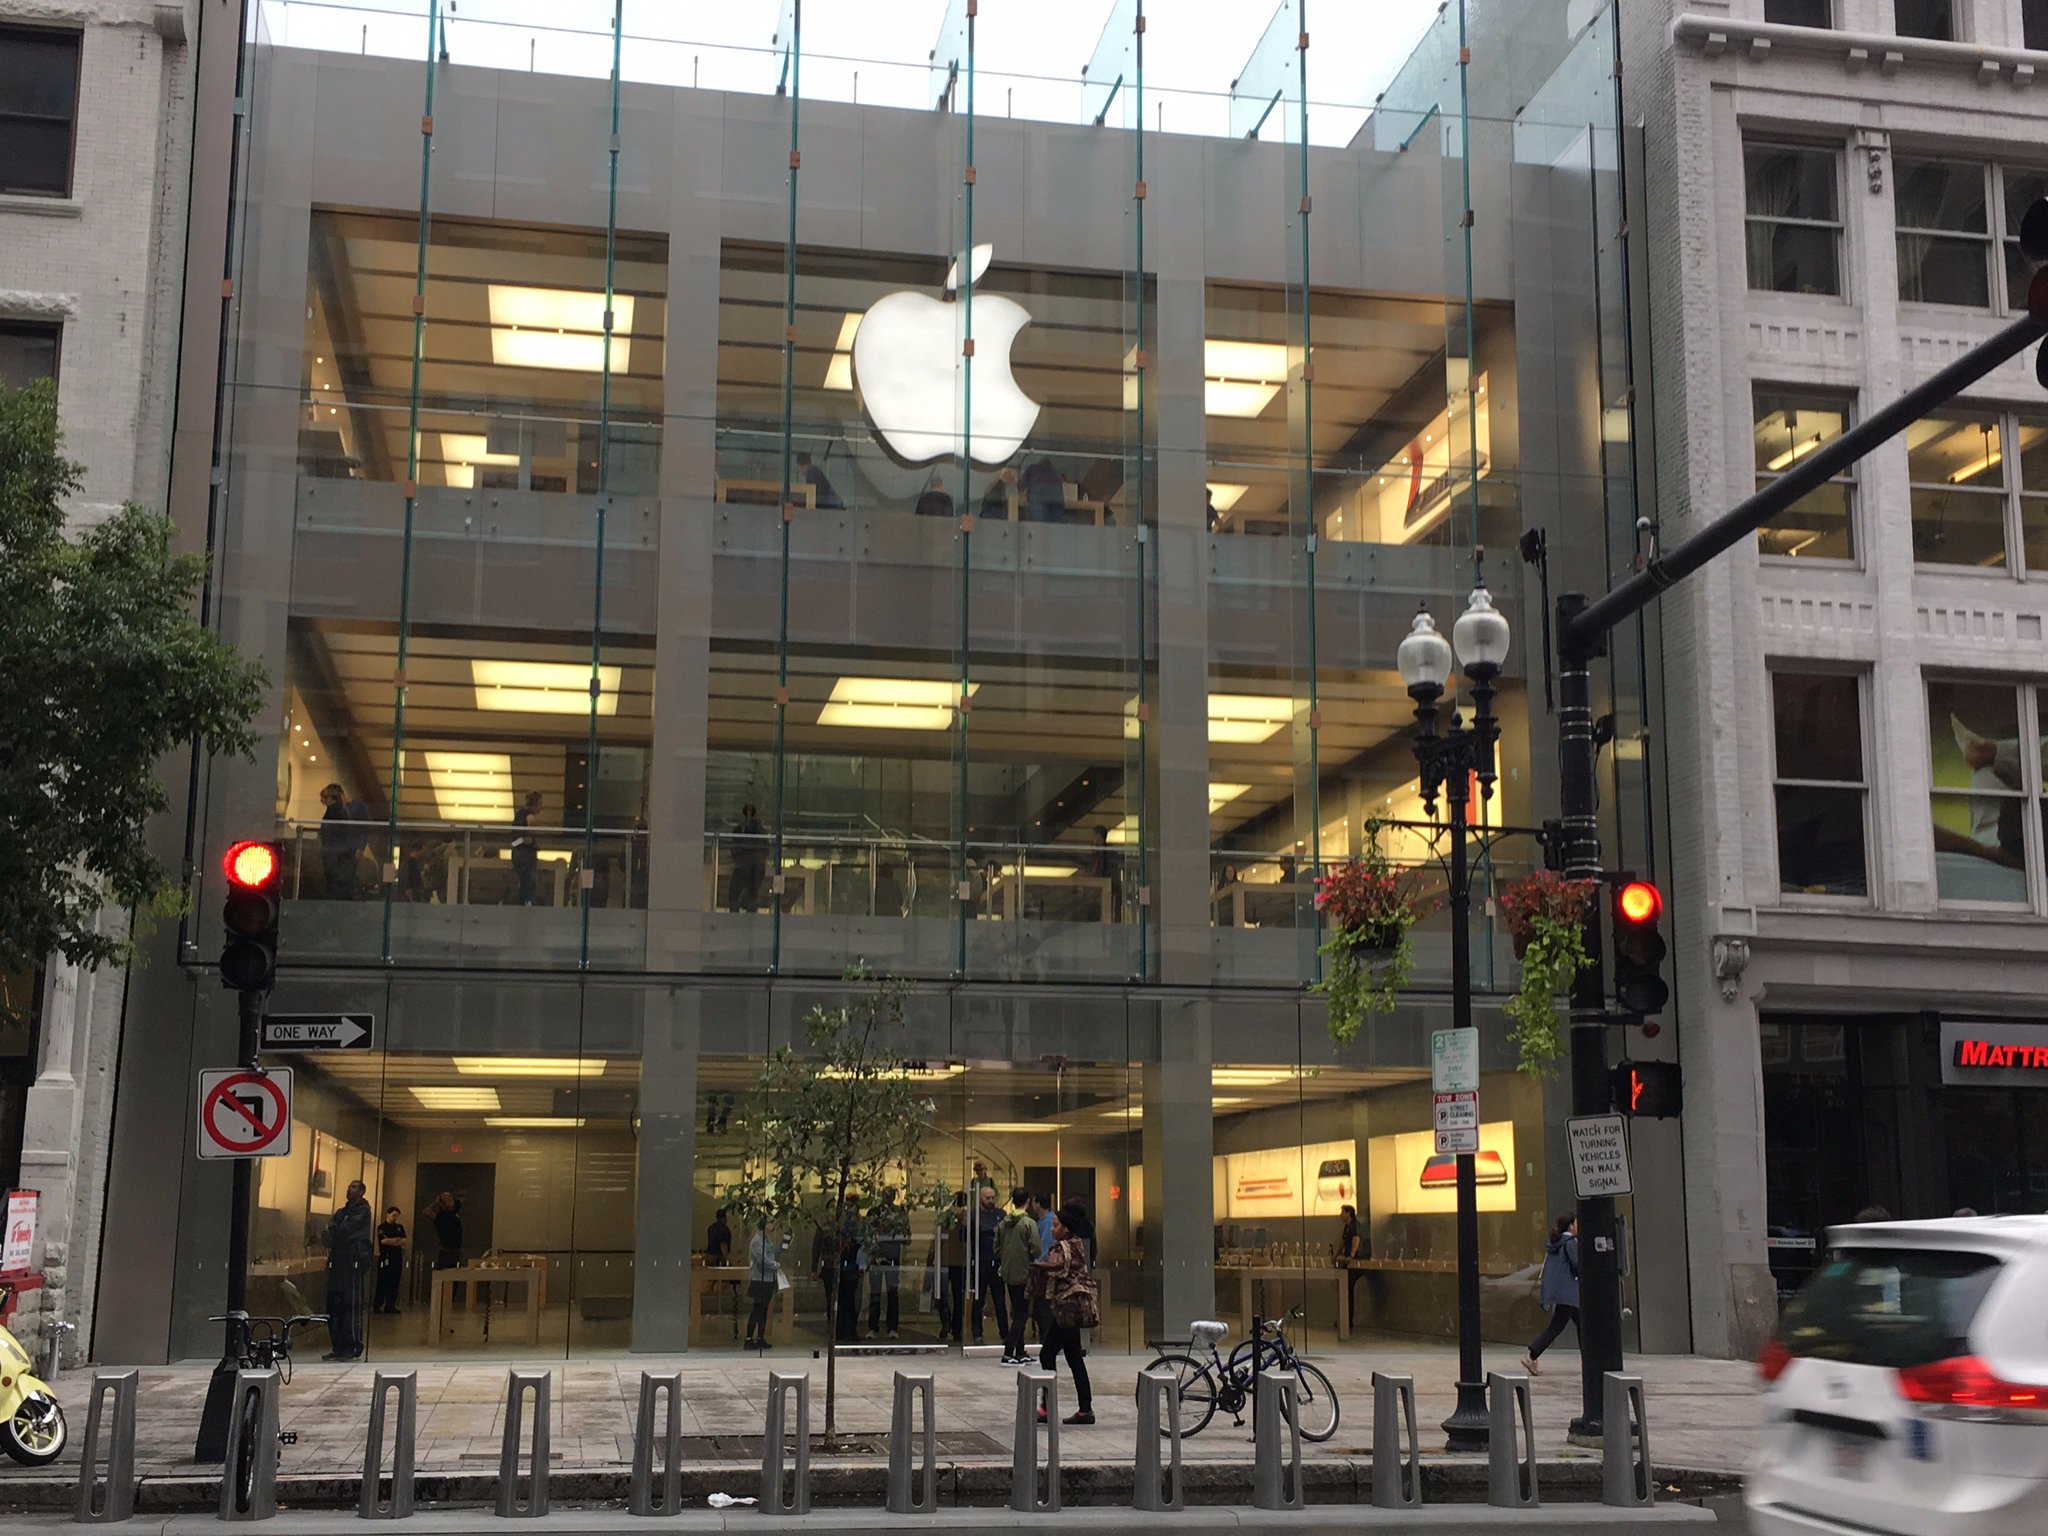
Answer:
[1746,1215,2048,1536]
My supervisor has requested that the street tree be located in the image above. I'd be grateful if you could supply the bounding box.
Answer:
[0,380,266,1019]
[723,965,945,1439]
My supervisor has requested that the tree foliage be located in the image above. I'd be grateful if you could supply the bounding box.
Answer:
[723,966,946,1436]
[0,381,266,999]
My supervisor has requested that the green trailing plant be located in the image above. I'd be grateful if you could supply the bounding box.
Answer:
[1499,871,1598,1074]
[1313,819,1429,1046]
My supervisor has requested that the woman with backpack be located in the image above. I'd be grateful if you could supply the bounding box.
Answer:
[1522,1212,1579,1376]
[1029,1201,1098,1424]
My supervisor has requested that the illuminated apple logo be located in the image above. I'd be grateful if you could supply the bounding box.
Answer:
[852,243,1039,466]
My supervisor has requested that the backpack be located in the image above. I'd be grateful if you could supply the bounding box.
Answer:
[1046,1238,1099,1329]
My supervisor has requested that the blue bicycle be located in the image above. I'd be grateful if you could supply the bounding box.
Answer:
[1140,1309,1340,1441]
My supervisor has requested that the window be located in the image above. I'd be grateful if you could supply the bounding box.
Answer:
[1909,411,2009,568]
[1745,144,1842,296]
[2028,0,2048,51]
[1904,407,2048,572]
[1754,388,1855,559]
[1894,0,1955,40]
[1765,0,1832,24]
[0,26,80,197]
[1896,159,1992,308]
[0,320,59,390]
[1772,672,1869,897]
[1779,1248,2000,1367]
[1926,679,2039,906]
[2001,166,2048,310]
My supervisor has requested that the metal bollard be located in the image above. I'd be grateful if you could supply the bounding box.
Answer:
[218,1369,281,1522]
[360,1371,417,1520]
[1009,1369,1059,1514]
[886,1372,936,1516]
[1251,1373,1303,1511]
[760,1372,811,1516]
[1132,1369,1183,1513]
[1369,1370,1422,1509]
[1602,1372,1654,1508]
[630,1372,684,1517]
[495,1370,551,1518]
[1486,1371,1538,1509]
[74,1369,138,1524]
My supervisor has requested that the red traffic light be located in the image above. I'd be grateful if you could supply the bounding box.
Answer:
[223,840,279,890]
[1615,879,1662,925]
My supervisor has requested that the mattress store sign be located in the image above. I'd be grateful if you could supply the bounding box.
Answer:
[1940,1020,2048,1087]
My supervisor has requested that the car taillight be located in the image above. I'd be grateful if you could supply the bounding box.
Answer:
[1758,1335,1794,1384]
[1897,1355,2048,1417]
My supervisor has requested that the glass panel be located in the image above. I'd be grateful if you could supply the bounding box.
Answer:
[1745,145,1840,295]
[1754,389,1854,559]
[1772,673,1863,784]
[1927,679,2029,903]
[1894,0,1957,42]
[1896,160,1991,307]
[2002,168,2048,309]
[1765,0,1834,22]
[1906,411,2008,568]
[2028,0,2048,52]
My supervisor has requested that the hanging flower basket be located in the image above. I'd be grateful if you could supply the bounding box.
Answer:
[1498,870,1598,1075]
[1313,820,1431,1047]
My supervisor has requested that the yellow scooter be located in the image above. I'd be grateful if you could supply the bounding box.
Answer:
[0,1284,66,1465]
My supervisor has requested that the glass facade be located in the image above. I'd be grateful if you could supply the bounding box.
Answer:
[113,0,1662,1365]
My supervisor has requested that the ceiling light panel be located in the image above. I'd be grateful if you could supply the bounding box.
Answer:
[486,1117,588,1129]
[452,1057,607,1077]
[1207,694,1292,744]
[471,660,622,717]
[415,751,514,822]
[409,1086,502,1110]
[817,677,976,731]
[487,286,634,374]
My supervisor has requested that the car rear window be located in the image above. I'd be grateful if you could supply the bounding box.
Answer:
[1781,1246,2002,1368]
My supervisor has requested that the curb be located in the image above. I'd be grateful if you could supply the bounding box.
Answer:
[2,1459,1744,1514]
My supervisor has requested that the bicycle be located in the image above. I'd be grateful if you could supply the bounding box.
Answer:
[209,1311,328,1386]
[1139,1309,1340,1442]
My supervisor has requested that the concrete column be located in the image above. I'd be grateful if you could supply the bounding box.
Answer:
[1141,999,1215,1341]
[632,987,700,1351]
[644,92,726,975]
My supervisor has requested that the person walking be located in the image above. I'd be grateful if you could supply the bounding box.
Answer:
[318,783,359,899]
[322,1179,373,1359]
[834,1200,866,1344]
[1335,1203,1365,1322]
[372,1205,406,1315]
[424,1190,464,1307]
[1027,1192,1055,1345]
[996,1187,1042,1364]
[936,1191,969,1342]
[728,803,767,912]
[867,1186,907,1339]
[971,1184,1003,1345]
[1522,1213,1579,1376]
[745,1218,783,1351]
[1030,1202,1098,1424]
[510,791,543,906]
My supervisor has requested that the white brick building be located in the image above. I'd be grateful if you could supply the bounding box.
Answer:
[0,0,198,1359]
[1627,0,2048,1359]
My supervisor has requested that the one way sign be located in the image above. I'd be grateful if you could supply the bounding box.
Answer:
[260,1013,374,1052]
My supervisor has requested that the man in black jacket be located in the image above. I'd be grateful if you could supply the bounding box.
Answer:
[323,1179,374,1359]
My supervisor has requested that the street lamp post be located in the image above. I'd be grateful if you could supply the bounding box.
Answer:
[1396,574,1510,1454]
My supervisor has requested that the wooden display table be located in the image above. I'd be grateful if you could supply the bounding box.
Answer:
[690,1265,795,1344]
[430,1261,545,1347]
[1227,1264,1353,1341]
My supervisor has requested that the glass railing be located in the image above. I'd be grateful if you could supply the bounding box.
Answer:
[703,831,1139,924]
[299,397,662,499]
[278,819,649,910]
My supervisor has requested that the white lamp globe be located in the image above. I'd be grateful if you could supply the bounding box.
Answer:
[1452,585,1511,677]
[1397,610,1454,692]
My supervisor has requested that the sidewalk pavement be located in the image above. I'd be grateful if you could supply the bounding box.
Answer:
[0,1343,1759,1490]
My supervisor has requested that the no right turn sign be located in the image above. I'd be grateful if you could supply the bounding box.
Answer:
[197,1069,294,1160]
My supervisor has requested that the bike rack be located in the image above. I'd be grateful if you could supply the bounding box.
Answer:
[629,1372,684,1517]
[759,1372,811,1516]
[218,1369,281,1522]
[886,1372,937,1515]
[74,1368,137,1524]
[495,1370,550,1518]
[360,1371,417,1520]
[1369,1370,1422,1509]
[1132,1369,1183,1512]
[1602,1372,1654,1507]
[1251,1373,1303,1511]
[1486,1371,1539,1509]
[1009,1369,1058,1514]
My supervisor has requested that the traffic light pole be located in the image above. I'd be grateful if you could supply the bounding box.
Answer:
[193,986,262,1463]
[1552,308,2048,1438]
